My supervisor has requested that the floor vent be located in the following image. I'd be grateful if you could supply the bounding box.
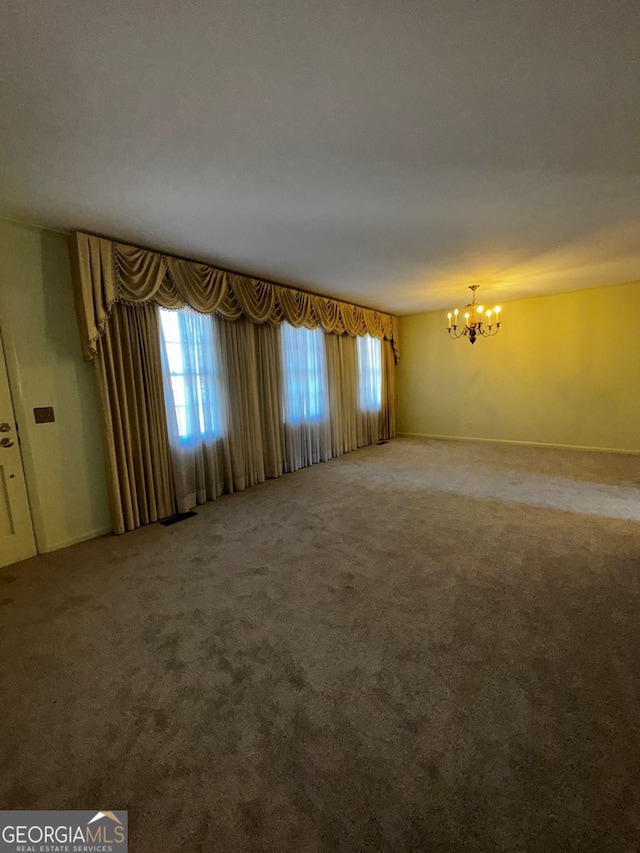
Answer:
[377,440,389,445]
[159,511,198,527]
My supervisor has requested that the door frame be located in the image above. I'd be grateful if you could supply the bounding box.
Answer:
[0,315,37,564]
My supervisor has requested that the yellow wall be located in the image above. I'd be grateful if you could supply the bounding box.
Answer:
[397,281,640,453]
[0,220,110,552]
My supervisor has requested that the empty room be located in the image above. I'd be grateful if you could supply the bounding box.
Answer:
[1,1,639,851]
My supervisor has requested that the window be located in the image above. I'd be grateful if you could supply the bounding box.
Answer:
[159,308,224,441]
[357,334,382,411]
[281,323,328,425]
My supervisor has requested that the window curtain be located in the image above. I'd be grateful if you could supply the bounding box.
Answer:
[159,318,386,519]
[325,333,358,457]
[95,302,175,534]
[215,315,277,492]
[159,311,286,513]
[380,338,396,441]
[69,233,399,362]
[69,231,397,533]
[159,308,231,512]
[281,324,332,472]
[356,335,383,447]
[323,332,386,455]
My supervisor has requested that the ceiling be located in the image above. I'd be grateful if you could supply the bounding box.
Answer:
[1,0,639,315]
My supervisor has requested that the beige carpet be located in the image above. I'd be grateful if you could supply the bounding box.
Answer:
[1,438,639,852]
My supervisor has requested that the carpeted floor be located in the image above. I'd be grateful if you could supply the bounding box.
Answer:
[1,438,639,852]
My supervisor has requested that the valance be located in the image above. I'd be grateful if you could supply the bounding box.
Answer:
[69,232,399,361]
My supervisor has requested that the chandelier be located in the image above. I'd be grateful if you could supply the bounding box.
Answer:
[447,285,501,344]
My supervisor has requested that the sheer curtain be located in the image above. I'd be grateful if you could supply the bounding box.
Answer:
[215,315,271,491]
[159,308,287,512]
[280,323,331,472]
[357,334,382,446]
[159,307,230,512]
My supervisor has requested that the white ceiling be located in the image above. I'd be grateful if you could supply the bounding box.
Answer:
[1,0,639,314]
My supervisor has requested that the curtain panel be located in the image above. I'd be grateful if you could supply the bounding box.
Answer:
[96,303,175,533]
[69,232,399,362]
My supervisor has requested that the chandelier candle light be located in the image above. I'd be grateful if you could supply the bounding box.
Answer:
[447,285,502,344]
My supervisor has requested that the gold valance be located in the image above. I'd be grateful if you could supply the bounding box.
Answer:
[69,232,399,361]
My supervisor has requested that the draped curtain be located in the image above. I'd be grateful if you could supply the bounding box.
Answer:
[70,233,399,361]
[69,232,398,534]
[95,302,175,531]
[325,334,358,457]
[159,308,231,512]
[380,338,396,441]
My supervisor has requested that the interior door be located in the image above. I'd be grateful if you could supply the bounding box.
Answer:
[0,328,36,567]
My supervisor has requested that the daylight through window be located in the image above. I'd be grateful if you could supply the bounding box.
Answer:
[159,308,224,441]
[281,323,328,425]
[357,334,382,411]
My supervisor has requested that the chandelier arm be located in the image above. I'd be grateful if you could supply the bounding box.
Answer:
[448,328,468,340]
[480,323,501,337]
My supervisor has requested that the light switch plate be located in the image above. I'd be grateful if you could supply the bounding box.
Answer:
[34,406,55,424]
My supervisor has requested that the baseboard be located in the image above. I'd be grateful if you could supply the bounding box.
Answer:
[40,525,113,554]
[397,432,640,456]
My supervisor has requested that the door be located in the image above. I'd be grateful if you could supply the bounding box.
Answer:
[0,328,36,567]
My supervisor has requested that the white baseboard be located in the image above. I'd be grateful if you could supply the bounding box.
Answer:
[40,525,112,554]
[396,432,640,456]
